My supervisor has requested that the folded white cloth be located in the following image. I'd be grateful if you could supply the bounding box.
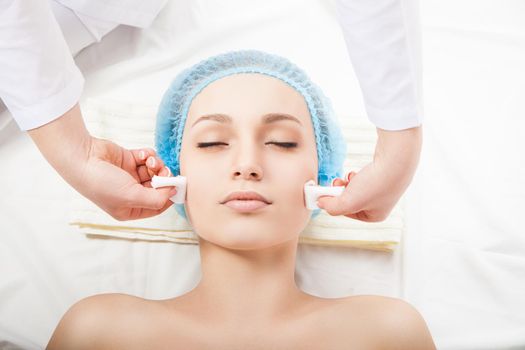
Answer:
[69,98,404,251]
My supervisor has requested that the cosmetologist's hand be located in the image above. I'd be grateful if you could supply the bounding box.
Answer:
[317,126,422,222]
[28,103,177,221]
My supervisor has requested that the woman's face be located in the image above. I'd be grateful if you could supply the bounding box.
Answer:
[179,73,318,250]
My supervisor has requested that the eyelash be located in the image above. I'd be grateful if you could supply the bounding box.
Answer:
[197,141,298,149]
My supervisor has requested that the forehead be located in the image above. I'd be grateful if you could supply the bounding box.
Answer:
[186,73,311,126]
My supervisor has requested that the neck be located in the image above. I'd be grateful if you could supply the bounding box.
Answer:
[188,236,307,325]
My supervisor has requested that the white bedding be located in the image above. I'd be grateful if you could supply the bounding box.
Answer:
[0,0,524,349]
[403,1,525,348]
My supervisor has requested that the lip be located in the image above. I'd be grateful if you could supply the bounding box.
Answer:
[221,191,272,213]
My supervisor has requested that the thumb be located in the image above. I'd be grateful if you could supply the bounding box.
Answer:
[317,192,355,216]
[127,183,177,210]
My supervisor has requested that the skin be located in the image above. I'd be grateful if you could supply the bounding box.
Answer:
[46,74,435,350]
[318,126,422,221]
[27,103,175,221]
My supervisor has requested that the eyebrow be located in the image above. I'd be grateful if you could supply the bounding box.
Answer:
[191,113,303,128]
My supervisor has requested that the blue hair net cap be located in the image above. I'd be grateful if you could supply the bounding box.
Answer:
[155,50,346,220]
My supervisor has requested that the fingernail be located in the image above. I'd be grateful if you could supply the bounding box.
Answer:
[148,157,156,167]
[164,166,171,176]
[139,150,146,160]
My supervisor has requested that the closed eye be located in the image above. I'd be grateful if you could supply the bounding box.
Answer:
[197,142,228,148]
[268,142,297,148]
[197,142,297,148]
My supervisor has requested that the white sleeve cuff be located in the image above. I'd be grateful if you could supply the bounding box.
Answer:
[367,99,424,131]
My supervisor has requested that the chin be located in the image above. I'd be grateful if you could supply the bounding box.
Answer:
[199,227,295,251]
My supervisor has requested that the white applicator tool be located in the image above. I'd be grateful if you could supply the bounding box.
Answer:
[304,180,345,210]
[151,175,187,204]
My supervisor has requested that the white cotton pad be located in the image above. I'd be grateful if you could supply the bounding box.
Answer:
[304,180,345,210]
[151,175,187,204]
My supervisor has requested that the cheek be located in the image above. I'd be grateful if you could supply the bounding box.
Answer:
[179,147,212,224]
[270,145,318,181]
[180,152,211,187]
[269,151,317,209]
[267,159,315,239]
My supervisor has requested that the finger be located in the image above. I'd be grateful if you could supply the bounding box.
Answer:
[317,193,355,216]
[127,183,177,210]
[347,171,357,182]
[131,148,157,166]
[159,166,171,177]
[138,164,171,184]
[137,165,150,183]
[332,178,347,187]
[146,156,166,177]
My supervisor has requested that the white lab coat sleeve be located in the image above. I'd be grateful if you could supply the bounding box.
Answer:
[0,0,84,131]
[335,0,423,130]
[56,0,168,28]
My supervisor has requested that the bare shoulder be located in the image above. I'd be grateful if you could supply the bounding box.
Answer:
[46,293,151,350]
[336,295,437,350]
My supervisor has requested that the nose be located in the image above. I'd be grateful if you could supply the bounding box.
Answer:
[233,164,263,180]
[231,142,263,181]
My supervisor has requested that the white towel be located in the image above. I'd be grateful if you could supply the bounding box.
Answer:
[69,98,405,252]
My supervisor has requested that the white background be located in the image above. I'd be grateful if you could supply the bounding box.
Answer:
[0,0,524,349]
